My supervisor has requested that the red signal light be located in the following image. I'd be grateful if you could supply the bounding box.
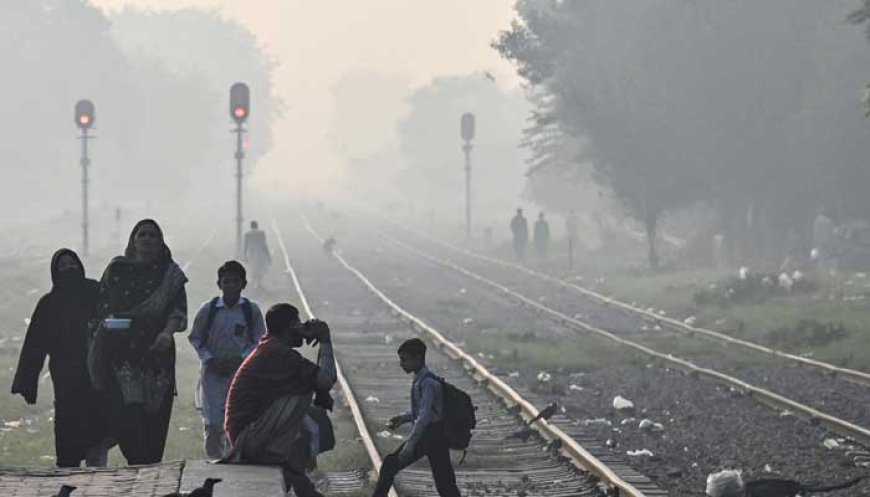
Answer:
[234,107,246,119]
[79,114,91,126]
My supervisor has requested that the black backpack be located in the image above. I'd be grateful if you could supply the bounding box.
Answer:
[425,373,476,453]
[204,297,255,343]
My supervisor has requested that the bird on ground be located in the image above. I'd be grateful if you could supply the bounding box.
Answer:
[526,402,558,425]
[53,485,76,497]
[161,478,223,497]
[505,428,535,442]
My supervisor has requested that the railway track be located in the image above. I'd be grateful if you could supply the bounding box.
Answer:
[384,218,870,387]
[367,229,870,451]
[272,217,667,497]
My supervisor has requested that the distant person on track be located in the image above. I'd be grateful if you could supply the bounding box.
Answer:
[372,338,461,497]
[188,261,266,460]
[243,221,272,290]
[534,211,550,260]
[11,249,109,468]
[88,219,188,465]
[223,304,335,497]
[510,208,528,262]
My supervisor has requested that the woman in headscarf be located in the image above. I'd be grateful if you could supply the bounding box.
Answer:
[89,219,187,465]
[11,248,106,467]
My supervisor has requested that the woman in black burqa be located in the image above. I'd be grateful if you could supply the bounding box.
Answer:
[11,248,107,467]
[89,219,188,465]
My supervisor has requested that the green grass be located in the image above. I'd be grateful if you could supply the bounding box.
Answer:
[465,331,638,372]
[592,266,870,371]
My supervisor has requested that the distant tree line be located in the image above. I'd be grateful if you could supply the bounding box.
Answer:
[0,1,279,229]
[495,0,870,269]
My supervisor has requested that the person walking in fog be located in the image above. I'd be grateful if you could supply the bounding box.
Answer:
[510,208,528,262]
[534,212,550,260]
[188,261,266,460]
[223,304,335,497]
[12,249,109,467]
[244,221,272,290]
[88,219,188,465]
[372,338,461,497]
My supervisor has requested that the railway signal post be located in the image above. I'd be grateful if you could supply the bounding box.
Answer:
[230,82,250,258]
[461,112,475,239]
[75,99,95,258]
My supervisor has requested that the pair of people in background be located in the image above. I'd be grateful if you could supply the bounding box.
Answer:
[511,208,551,261]
[12,219,188,467]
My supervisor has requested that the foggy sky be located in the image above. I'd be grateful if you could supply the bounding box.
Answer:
[91,0,519,195]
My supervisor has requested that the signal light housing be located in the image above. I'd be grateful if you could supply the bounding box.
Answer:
[230,82,250,124]
[75,99,95,130]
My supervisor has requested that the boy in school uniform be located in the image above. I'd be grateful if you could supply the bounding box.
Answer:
[188,260,266,459]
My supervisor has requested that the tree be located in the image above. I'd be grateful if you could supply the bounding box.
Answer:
[496,0,870,269]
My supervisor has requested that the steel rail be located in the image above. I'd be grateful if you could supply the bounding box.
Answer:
[382,218,870,387]
[379,233,870,448]
[271,220,399,497]
[299,214,650,497]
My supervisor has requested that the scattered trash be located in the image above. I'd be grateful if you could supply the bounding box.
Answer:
[763,463,774,473]
[462,317,474,325]
[3,421,21,428]
[792,270,804,282]
[612,395,634,411]
[619,418,636,426]
[459,288,467,294]
[178,426,189,432]
[823,438,840,450]
[638,418,664,432]
[508,371,520,378]
[683,316,697,326]
[376,431,393,439]
[739,267,750,280]
[626,449,654,457]
[365,396,380,403]
[536,371,552,382]
[384,335,393,345]
[568,384,583,392]
[778,272,794,292]
[581,418,612,427]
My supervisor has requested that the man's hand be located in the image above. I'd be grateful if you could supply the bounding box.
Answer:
[300,319,330,346]
[386,415,407,430]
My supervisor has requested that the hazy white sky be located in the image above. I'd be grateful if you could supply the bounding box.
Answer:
[91,0,519,192]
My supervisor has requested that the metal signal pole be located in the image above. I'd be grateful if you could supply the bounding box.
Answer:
[234,122,245,258]
[229,82,250,258]
[75,99,95,258]
[460,113,476,239]
[80,128,91,258]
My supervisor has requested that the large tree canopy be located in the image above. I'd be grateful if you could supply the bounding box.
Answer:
[496,0,870,267]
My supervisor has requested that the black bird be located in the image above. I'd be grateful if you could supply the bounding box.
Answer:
[505,428,535,442]
[53,485,76,497]
[745,476,862,497]
[162,478,223,497]
[526,402,558,426]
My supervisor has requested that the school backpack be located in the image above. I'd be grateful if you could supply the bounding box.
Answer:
[425,373,476,453]
[204,297,255,342]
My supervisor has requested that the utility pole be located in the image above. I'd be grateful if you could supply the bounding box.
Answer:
[460,112,475,239]
[230,82,250,258]
[75,100,95,258]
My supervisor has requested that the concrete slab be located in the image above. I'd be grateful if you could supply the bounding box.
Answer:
[0,461,182,496]
[180,460,285,497]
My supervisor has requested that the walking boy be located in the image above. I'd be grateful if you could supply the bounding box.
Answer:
[372,338,461,497]
[188,261,266,459]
